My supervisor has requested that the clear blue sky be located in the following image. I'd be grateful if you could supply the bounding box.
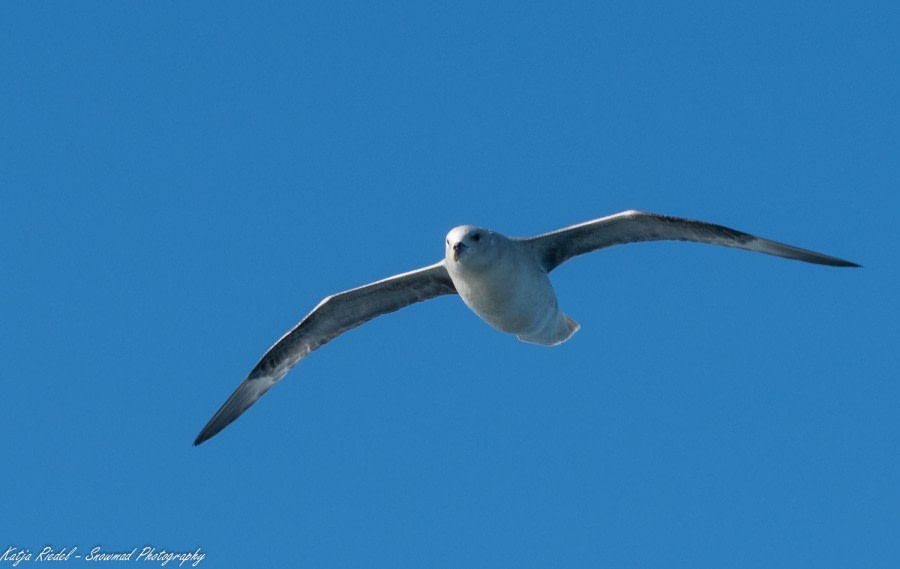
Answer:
[2,1,898,567]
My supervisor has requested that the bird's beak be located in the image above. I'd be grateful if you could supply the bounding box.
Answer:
[451,242,467,262]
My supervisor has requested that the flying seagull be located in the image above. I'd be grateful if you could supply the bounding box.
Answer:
[194,210,858,445]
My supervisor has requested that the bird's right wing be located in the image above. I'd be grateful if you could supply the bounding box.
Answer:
[525,210,859,272]
[194,261,456,445]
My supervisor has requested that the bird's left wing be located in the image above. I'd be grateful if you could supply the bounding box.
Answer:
[194,261,456,445]
[525,210,859,272]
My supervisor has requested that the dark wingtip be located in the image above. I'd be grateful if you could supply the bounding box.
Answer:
[831,259,861,268]
[192,377,274,447]
[193,415,228,446]
[193,429,214,447]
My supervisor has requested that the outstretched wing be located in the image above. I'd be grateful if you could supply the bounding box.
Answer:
[194,261,456,445]
[525,210,859,272]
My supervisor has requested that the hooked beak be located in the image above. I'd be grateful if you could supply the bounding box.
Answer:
[451,241,467,262]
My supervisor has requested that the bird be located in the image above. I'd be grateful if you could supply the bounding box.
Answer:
[194,210,858,445]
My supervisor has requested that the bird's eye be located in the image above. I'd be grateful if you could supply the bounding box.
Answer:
[473,233,481,242]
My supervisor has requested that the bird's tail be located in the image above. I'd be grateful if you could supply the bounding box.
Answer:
[517,312,580,346]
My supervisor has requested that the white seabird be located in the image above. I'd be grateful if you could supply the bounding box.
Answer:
[194,210,858,445]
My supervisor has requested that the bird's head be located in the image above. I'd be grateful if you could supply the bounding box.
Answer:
[445,225,498,268]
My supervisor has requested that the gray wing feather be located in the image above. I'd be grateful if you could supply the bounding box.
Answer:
[526,210,859,272]
[194,261,456,445]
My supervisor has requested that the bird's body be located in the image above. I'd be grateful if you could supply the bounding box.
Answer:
[444,225,578,345]
[194,210,858,445]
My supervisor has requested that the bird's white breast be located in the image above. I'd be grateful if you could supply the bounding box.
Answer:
[447,239,561,338]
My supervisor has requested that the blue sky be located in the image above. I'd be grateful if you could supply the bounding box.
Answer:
[2,1,898,567]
